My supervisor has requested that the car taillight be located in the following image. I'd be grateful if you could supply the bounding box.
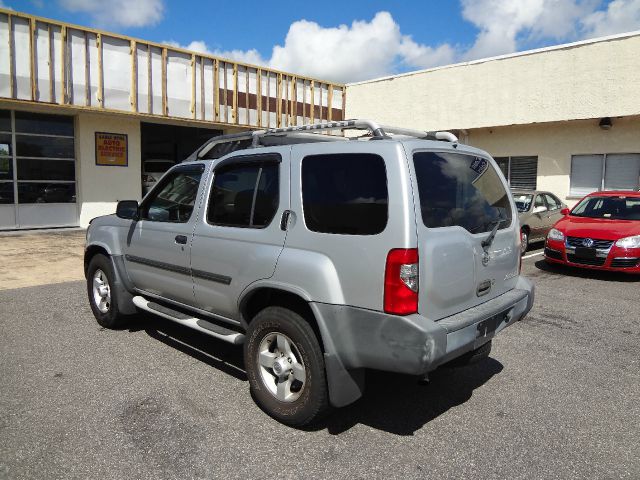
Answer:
[384,248,419,315]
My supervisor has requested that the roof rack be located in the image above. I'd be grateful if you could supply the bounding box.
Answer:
[192,119,458,160]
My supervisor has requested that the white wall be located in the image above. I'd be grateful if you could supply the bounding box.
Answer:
[346,33,640,131]
[467,116,640,205]
[76,113,141,227]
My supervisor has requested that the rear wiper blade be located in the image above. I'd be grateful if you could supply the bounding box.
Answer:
[481,219,503,249]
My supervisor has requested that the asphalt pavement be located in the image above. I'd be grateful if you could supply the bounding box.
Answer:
[1,244,639,479]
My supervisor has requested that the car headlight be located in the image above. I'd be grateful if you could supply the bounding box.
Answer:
[615,235,640,249]
[547,228,565,241]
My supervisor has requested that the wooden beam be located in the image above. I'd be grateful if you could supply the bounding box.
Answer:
[200,57,205,120]
[292,77,298,126]
[161,47,167,115]
[341,87,346,123]
[256,68,262,127]
[84,32,90,106]
[213,58,219,122]
[302,80,306,124]
[96,32,103,107]
[130,40,137,112]
[310,80,314,124]
[276,73,282,127]
[60,25,67,104]
[48,24,54,102]
[245,66,249,125]
[147,44,152,113]
[232,63,238,124]
[29,18,37,101]
[190,53,196,118]
[8,14,15,98]
[319,84,323,121]
[266,72,271,128]
[327,85,333,121]
[223,62,228,123]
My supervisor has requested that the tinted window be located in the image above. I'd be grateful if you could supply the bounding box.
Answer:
[302,154,388,235]
[413,152,512,233]
[0,182,14,204]
[17,182,76,203]
[208,161,279,228]
[140,168,203,222]
[17,159,75,181]
[14,112,74,136]
[0,157,12,181]
[0,133,11,156]
[0,110,10,132]
[534,195,546,209]
[15,135,75,158]
[544,194,561,210]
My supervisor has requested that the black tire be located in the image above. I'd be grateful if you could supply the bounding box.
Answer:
[520,228,529,256]
[446,340,492,368]
[244,306,328,427]
[86,253,128,329]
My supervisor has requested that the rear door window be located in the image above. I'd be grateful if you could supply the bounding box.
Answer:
[301,153,388,235]
[413,152,512,233]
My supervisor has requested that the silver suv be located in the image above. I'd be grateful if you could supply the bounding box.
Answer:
[85,120,534,426]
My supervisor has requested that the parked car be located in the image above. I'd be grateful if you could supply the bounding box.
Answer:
[544,190,640,273]
[142,159,175,195]
[513,190,566,254]
[84,120,534,426]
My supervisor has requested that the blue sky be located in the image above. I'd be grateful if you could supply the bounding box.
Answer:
[3,1,640,82]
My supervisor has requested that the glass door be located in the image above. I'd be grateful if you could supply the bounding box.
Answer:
[0,110,16,229]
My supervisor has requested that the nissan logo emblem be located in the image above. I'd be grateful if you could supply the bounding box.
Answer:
[582,238,594,247]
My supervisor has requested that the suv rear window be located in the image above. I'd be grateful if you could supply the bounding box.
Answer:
[413,152,512,233]
[302,153,388,235]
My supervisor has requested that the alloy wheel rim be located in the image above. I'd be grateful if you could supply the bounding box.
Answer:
[92,269,111,314]
[257,332,306,402]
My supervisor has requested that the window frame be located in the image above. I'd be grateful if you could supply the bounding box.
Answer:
[494,155,538,191]
[569,153,640,197]
[138,163,205,223]
[205,153,281,229]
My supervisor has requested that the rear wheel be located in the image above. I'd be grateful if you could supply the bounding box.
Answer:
[520,228,529,255]
[87,254,128,328]
[244,306,328,426]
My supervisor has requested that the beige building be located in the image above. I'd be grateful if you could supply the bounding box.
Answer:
[346,31,640,206]
[1,8,638,231]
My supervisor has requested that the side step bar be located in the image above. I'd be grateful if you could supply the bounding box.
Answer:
[132,296,245,345]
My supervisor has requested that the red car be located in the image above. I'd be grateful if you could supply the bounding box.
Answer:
[544,191,640,274]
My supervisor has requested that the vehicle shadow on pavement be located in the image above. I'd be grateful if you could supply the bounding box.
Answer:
[125,313,503,436]
[534,259,640,282]
[127,313,247,381]
[309,359,504,436]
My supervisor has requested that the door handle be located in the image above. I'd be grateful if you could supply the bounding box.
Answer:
[175,235,188,245]
[280,210,291,231]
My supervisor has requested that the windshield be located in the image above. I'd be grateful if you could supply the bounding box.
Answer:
[413,152,512,233]
[571,196,640,220]
[513,194,533,213]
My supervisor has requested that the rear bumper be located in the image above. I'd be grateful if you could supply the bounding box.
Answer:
[312,276,534,407]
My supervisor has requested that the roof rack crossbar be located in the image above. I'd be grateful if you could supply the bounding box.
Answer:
[193,119,458,160]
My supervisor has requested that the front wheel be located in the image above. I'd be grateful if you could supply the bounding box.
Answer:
[244,306,329,426]
[86,254,128,328]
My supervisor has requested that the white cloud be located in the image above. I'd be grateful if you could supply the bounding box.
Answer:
[582,0,640,37]
[163,3,640,83]
[166,12,455,83]
[58,0,164,28]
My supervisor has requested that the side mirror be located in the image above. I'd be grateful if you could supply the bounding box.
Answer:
[561,207,570,216]
[533,205,547,214]
[116,200,139,220]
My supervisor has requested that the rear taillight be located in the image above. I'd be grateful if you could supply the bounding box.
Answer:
[384,248,419,315]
